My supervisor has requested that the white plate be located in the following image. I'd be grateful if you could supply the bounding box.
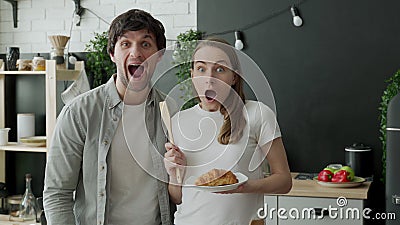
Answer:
[314,176,366,188]
[20,136,46,147]
[185,172,248,192]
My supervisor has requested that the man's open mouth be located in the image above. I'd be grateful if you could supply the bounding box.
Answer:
[128,64,144,79]
[205,89,217,101]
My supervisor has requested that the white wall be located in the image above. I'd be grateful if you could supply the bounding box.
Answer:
[0,0,197,53]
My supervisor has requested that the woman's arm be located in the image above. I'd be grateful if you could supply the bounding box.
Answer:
[223,137,292,194]
[164,142,186,204]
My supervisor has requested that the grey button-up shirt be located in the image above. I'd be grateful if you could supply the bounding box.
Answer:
[44,75,174,225]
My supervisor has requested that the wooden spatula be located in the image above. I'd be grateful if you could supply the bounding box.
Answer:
[159,101,182,184]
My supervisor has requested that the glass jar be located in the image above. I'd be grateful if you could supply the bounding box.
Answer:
[32,56,46,71]
[18,174,38,221]
[6,46,19,71]
[50,47,67,70]
[8,195,22,221]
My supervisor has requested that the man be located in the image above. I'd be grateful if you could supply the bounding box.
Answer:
[43,9,174,225]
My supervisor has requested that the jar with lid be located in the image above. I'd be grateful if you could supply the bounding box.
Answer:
[32,54,46,71]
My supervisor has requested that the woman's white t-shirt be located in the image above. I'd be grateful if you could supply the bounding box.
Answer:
[172,100,281,225]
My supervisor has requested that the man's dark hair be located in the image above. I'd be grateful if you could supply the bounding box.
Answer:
[107,9,166,55]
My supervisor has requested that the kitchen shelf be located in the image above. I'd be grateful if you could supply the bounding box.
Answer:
[0,214,40,225]
[0,142,46,153]
[0,69,80,81]
[0,59,85,183]
[0,71,46,75]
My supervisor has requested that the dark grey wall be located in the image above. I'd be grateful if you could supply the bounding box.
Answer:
[198,0,400,177]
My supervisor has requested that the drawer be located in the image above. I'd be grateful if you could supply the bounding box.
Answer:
[277,196,364,225]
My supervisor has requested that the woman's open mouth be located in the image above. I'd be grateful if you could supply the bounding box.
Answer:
[128,64,145,79]
[205,90,217,102]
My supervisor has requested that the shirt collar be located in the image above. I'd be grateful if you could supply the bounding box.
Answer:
[105,74,155,109]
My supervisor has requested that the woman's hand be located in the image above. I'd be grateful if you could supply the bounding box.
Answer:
[164,142,186,183]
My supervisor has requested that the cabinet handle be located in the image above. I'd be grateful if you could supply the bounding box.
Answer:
[313,207,329,218]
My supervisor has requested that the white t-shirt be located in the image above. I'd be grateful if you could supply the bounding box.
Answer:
[106,103,160,225]
[172,100,281,225]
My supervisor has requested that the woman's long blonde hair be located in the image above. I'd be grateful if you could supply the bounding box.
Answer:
[192,37,246,145]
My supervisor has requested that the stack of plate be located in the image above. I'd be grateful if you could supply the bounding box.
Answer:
[20,136,46,147]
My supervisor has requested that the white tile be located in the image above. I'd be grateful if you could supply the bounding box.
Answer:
[0,21,30,32]
[68,41,86,52]
[101,0,134,4]
[151,2,188,15]
[32,20,65,31]
[32,0,64,8]
[74,17,100,30]
[19,8,46,20]
[115,3,151,16]
[189,0,196,14]
[46,8,73,19]
[99,17,113,30]
[17,0,32,9]
[15,43,32,53]
[165,27,195,40]
[0,45,6,54]
[81,30,101,43]
[173,14,196,27]
[138,0,172,2]
[14,32,46,43]
[86,4,115,19]
[13,21,32,32]
[0,1,197,53]
[69,30,81,42]
[0,33,13,44]
[154,15,174,28]
[31,43,52,53]
[0,21,14,32]
[0,9,12,22]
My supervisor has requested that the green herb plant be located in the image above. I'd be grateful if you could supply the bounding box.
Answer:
[85,31,116,88]
[379,69,400,183]
[173,29,203,109]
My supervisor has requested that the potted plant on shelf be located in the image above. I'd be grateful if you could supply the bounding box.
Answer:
[379,69,400,183]
[172,29,203,110]
[85,31,116,88]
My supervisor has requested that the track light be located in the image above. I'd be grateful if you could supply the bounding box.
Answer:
[234,31,244,50]
[291,6,303,27]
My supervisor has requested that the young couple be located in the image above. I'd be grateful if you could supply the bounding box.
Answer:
[43,9,292,225]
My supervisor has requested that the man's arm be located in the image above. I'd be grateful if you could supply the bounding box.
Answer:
[43,105,85,225]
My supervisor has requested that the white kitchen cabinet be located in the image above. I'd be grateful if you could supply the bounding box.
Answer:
[261,173,370,225]
[275,196,363,225]
[0,60,84,183]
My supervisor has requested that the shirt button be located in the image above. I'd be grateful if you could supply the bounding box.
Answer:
[100,192,104,197]
[113,117,117,121]
[100,165,105,170]
[103,140,108,145]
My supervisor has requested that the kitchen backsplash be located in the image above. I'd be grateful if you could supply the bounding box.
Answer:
[0,0,197,53]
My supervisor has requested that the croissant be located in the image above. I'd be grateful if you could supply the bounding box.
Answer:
[195,169,238,186]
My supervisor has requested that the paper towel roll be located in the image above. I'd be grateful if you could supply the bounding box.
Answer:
[17,113,35,143]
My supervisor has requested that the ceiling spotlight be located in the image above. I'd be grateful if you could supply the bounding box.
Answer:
[291,6,303,27]
[234,31,244,50]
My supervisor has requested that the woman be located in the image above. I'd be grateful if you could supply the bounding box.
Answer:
[164,38,292,225]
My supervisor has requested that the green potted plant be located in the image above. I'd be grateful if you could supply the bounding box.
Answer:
[173,29,203,109]
[379,69,400,183]
[85,31,116,88]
